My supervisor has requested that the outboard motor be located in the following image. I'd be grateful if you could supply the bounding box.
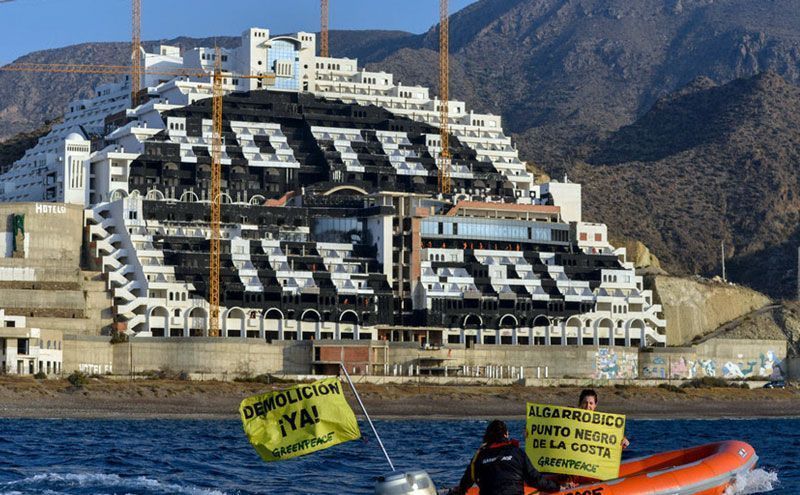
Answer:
[374,470,438,495]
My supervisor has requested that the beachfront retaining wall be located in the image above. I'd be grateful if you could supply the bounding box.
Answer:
[60,335,789,381]
[787,357,800,380]
[63,335,115,375]
[638,339,786,380]
[367,344,639,380]
[62,337,312,376]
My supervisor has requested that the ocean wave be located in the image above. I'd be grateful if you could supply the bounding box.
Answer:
[0,472,228,495]
[724,468,779,495]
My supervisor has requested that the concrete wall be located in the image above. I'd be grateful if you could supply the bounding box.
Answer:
[364,343,639,379]
[787,357,799,381]
[60,335,789,381]
[0,203,83,267]
[696,339,787,379]
[639,339,787,380]
[112,338,312,376]
[63,335,114,374]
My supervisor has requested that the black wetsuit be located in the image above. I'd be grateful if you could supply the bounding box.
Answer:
[456,440,560,495]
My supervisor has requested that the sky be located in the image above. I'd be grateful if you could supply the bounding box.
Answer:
[0,0,478,66]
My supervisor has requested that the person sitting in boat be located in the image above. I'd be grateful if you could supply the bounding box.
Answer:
[579,389,629,449]
[448,419,564,495]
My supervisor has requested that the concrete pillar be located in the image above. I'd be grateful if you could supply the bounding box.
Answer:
[315,321,321,340]
[354,324,360,340]
[334,322,341,340]
[496,328,501,345]
[624,326,631,347]
[277,319,284,341]
[545,325,551,346]
[594,325,599,346]
[512,327,518,345]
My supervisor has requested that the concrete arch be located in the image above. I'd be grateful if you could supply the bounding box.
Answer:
[499,314,518,328]
[147,306,169,334]
[249,195,266,205]
[109,189,129,202]
[148,306,169,318]
[185,307,208,337]
[531,314,550,328]
[626,319,646,331]
[463,313,483,328]
[180,191,200,203]
[224,307,247,336]
[301,308,322,322]
[564,316,582,330]
[270,36,302,48]
[594,318,614,332]
[219,193,233,204]
[339,310,360,324]
[224,306,247,319]
[146,189,165,200]
[322,185,368,196]
[262,308,285,320]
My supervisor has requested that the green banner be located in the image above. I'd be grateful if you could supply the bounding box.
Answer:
[240,377,361,462]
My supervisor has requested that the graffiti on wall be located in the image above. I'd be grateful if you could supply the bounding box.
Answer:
[594,348,637,379]
[79,363,112,375]
[642,356,668,379]
[641,351,784,380]
[722,351,784,379]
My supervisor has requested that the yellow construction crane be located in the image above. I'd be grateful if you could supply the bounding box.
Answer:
[209,47,224,338]
[320,0,329,58]
[438,0,452,195]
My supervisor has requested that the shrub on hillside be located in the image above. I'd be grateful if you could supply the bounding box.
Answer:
[33,371,47,380]
[657,383,685,393]
[67,371,88,388]
[680,377,734,389]
[234,374,272,384]
[110,332,129,344]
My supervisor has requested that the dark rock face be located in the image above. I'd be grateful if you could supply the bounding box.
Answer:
[572,72,800,299]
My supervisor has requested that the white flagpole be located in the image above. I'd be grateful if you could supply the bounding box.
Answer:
[339,363,395,471]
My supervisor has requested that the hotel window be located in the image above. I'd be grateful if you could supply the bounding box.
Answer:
[595,233,602,242]
[579,233,587,241]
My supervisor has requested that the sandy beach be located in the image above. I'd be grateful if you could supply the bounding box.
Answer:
[0,376,798,420]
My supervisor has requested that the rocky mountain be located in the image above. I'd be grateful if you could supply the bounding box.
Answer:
[363,0,800,166]
[0,121,53,175]
[572,72,800,299]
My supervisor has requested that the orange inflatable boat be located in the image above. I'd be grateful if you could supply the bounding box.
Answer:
[466,440,757,495]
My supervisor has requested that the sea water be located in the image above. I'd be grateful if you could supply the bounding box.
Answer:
[0,418,794,494]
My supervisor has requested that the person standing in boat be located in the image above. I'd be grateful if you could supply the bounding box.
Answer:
[448,420,564,495]
[579,389,629,448]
